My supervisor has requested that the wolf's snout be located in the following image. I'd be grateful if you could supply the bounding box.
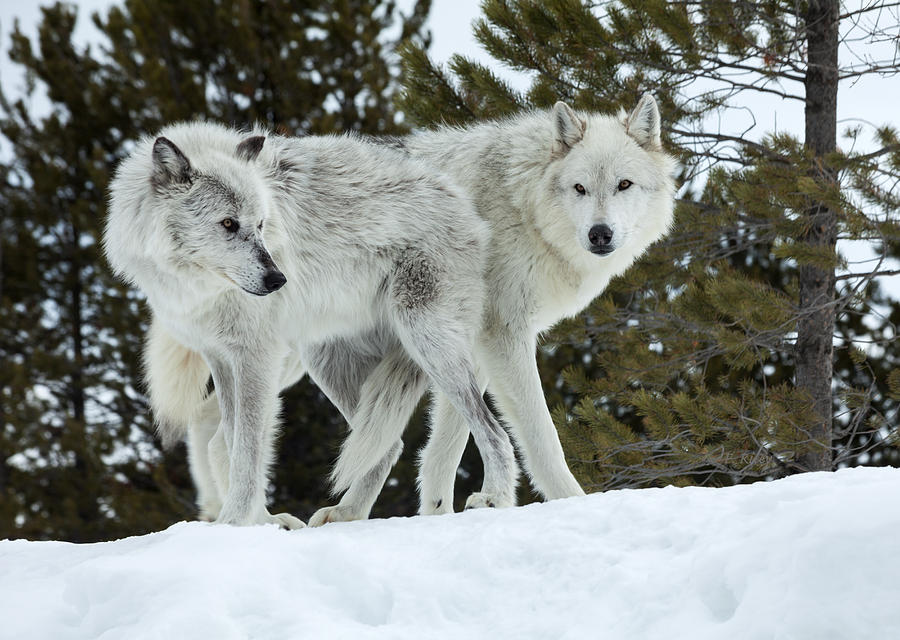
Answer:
[263,270,287,293]
[588,224,614,255]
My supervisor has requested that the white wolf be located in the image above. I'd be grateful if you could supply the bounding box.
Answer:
[104,121,520,528]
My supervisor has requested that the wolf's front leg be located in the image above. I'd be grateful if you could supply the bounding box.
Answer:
[483,334,585,500]
[207,349,304,529]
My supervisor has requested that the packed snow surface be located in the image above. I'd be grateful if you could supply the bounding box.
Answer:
[2,467,898,640]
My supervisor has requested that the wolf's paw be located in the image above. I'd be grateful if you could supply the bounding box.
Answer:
[198,509,217,523]
[464,492,514,510]
[216,508,305,529]
[268,512,306,530]
[308,504,365,527]
[420,497,454,516]
[197,501,222,522]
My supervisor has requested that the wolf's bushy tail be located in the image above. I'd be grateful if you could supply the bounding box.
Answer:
[143,318,210,448]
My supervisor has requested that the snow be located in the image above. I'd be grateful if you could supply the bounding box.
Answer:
[2,467,898,640]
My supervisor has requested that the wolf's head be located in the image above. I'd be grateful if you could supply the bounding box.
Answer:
[147,133,286,297]
[546,94,676,259]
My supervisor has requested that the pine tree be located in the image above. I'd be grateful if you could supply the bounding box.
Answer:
[398,0,900,490]
[1,0,432,541]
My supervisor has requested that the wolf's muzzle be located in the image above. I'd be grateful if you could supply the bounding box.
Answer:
[263,270,287,293]
[588,224,615,255]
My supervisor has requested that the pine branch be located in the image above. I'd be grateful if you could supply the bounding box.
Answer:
[849,142,900,164]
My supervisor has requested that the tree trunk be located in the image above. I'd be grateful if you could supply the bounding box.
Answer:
[796,0,839,471]
[69,216,100,539]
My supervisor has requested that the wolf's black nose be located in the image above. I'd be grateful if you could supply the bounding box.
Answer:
[588,224,614,254]
[263,270,287,293]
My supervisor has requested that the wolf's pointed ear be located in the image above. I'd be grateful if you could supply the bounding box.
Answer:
[152,137,193,186]
[236,136,265,162]
[625,93,662,150]
[551,101,586,155]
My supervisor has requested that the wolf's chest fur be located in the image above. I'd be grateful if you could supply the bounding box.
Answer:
[525,246,625,332]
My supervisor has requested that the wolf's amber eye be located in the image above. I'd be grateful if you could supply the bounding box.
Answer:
[221,218,237,231]
[574,183,586,195]
[618,179,633,191]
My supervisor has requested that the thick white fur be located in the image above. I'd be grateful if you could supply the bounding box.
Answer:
[105,121,517,527]
[136,95,677,525]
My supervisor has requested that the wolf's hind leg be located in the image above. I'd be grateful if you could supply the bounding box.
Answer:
[418,390,476,515]
[394,313,518,510]
[307,341,426,525]
[187,395,224,520]
[309,440,403,526]
[326,351,426,519]
[328,350,426,495]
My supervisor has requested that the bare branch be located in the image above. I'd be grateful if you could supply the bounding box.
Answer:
[839,63,900,80]
[666,126,792,163]
[840,1,900,20]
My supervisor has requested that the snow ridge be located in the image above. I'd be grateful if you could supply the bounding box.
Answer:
[2,467,898,640]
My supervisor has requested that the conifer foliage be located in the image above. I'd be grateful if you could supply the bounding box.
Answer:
[399,0,900,489]
[1,0,431,541]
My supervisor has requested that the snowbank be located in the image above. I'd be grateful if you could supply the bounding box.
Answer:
[2,467,898,640]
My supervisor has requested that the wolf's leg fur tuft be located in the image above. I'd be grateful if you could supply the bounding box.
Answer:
[143,319,210,448]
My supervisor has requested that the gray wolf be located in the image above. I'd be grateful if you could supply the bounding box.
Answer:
[104,121,518,527]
